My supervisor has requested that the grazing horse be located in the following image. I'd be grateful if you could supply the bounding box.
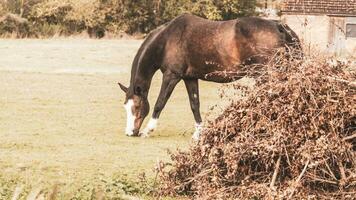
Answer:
[118,14,301,139]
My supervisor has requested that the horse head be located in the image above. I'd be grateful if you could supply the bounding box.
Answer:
[118,82,150,136]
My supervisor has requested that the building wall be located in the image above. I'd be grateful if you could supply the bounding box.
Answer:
[345,17,356,56]
[282,14,356,57]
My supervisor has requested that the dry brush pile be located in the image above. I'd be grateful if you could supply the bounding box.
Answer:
[157,54,356,199]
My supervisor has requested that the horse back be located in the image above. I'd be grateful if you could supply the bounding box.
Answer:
[161,14,241,76]
[150,14,299,81]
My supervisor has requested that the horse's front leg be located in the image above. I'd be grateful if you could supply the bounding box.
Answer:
[140,71,181,137]
[184,79,203,141]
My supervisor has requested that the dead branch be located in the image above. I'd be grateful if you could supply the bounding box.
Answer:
[324,162,337,181]
[306,174,338,185]
[270,155,282,188]
[343,133,356,141]
[338,161,347,187]
[288,159,310,199]
[327,76,356,89]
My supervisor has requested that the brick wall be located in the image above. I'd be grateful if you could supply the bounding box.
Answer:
[282,0,356,16]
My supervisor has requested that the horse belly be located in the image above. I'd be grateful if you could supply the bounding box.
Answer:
[186,41,244,82]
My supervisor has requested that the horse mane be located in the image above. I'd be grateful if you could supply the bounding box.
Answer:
[129,23,169,91]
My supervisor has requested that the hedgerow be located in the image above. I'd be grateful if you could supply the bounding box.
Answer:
[0,0,258,38]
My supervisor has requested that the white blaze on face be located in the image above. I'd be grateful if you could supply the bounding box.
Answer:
[124,99,135,136]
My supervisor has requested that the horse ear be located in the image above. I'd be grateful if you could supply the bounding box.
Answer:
[118,82,128,93]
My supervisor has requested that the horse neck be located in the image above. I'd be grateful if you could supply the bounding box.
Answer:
[130,63,158,98]
[129,42,162,97]
[129,26,166,98]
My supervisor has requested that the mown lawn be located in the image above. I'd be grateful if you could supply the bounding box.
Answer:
[0,39,229,199]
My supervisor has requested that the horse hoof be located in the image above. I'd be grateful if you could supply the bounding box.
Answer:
[140,127,155,138]
[140,133,150,138]
[125,132,133,137]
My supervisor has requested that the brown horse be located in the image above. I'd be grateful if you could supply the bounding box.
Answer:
[118,14,301,140]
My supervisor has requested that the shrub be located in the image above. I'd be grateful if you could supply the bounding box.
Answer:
[0,0,43,18]
[65,0,104,37]
[0,13,29,37]
[28,0,81,36]
[1,0,260,37]
[0,4,6,16]
[29,0,72,24]
[158,0,257,24]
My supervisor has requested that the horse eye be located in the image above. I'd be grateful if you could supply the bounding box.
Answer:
[135,86,142,95]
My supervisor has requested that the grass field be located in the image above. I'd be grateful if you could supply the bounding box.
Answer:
[0,39,237,198]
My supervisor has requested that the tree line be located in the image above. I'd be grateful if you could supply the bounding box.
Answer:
[0,0,260,38]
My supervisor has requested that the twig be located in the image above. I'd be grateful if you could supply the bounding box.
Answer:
[284,145,291,166]
[26,188,42,200]
[150,159,161,194]
[48,184,59,200]
[312,177,338,185]
[306,174,338,185]
[288,159,310,199]
[177,169,213,189]
[324,161,337,181]
[338,161,347,187]
[11,186,23,200]
[343,133,356,141]
[327,76,356,88]
[296,160,310,183]
[270,155,282,188]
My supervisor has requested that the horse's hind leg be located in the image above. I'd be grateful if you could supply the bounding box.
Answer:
[184,79,203,141]
[140,71,181,137]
